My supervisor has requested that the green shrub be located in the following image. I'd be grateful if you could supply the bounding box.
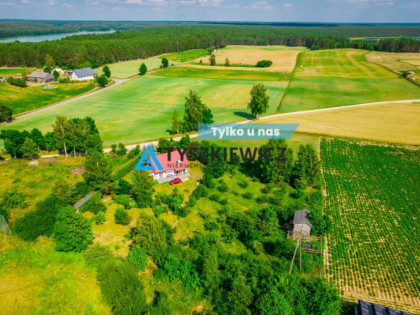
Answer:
[80,193,106,214]
[97,261,147,314]
[116,179,132,195]
[114,194,132,209]
[209,194,221,203]
[261,183,274,193]
[1,189,27,210]
[115,208,131,225]
[290,189,305,199]
[126,247,148,271]
[14,195,68,241]
[0,206,8,221]
[256,60,273,67]
[243,192,253,199]
[237,180,248,189]
[54,206,93,252]
[95,212,106,225]
[83,243,115,269]
[218,181,229,192]
[191,185,208,199]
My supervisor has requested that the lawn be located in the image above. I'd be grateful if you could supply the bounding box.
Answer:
[152,67,290,81]
[0,81,96,115]
[279,49,420,112]
[0,237,111,315]
[260,102,420,145]
[322,138,420,313]
[0,68,34,76]
[94,57,164,79]
[160,49,209,62]
[198,45,306,72]
[0,76,286,146]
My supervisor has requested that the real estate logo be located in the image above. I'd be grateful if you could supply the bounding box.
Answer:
[134,145,164,171]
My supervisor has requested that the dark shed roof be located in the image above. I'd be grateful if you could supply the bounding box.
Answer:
[358,300,411,315]
[73,67,95,78]
[293,209,312,227]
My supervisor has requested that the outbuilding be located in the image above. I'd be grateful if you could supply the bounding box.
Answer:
[146,151,190,183]
[292,209,312,237]
[28,71,55,83]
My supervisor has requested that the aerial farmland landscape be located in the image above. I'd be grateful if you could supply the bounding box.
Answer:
[0,2,419,315]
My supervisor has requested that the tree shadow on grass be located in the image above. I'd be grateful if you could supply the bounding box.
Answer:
[234,111,255,120]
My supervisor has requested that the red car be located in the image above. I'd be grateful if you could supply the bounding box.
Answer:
[169,178,182,185]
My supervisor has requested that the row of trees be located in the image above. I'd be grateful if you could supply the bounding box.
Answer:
[1,24,418,68]
[1,116,102,158]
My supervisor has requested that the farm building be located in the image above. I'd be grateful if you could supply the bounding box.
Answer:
[28,71,54,83]
[146,151,190,183]
[292,209,312,237]
[71,67,96,81]
[356,299,410,315]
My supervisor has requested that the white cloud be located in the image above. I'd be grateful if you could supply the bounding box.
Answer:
[177,0,196,4]
[348,0,394,5]
[63,2,74,8]
[283,3,293,8]
[149,0,167,5]
[198,0,221,7]
[125,0,144,3]
[48,0,56,5]
[251,1,274,10]
[21,0,30,4]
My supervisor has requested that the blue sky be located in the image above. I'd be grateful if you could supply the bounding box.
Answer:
[0,0,419,22]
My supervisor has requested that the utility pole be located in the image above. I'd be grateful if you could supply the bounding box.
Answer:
[289,238,300,274]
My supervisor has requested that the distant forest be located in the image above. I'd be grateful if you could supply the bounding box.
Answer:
[0,23,419,68]
[0,20,148,38]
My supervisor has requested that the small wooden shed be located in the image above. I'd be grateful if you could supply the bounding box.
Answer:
[292,209,312,237]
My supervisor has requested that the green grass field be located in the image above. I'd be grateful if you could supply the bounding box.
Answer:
[0,238,111,315]
[152,67,289,81]
[94,57,164,79]
[322,138,420,312]
[160,49,209,62]
[0,68,34,76]
[0,82,96,115]
[280,49,420,112]
[0,76,286,145]
[0,156,85,222]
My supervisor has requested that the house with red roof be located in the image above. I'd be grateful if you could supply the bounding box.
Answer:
[147,150,190,183]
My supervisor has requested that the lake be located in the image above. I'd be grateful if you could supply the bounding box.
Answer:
[0,30,115,43]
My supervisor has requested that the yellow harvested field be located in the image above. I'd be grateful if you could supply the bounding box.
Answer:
[259,102,420,145]
[401,59,420,67]
[365,52,420,72]
[193,45,306,72]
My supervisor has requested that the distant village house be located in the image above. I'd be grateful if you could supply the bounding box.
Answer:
[71,67,96,81]
[28,71,55,83]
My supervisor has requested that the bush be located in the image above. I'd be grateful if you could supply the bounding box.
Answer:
[95,212,106,225]
[97,261,147,314]
[237,180,248,189]
[14,195,68,241]
[218,181,228,192]
[261,183,274,193]
[114,194,132,209]
[54,206,93,252]
[116,179,132,195]
[0,206,8,221]
[83,243,115,269]
[126,247,148,271]
[80,193,106,214]
[209,194,221,203]
[290,189,305,199]
[242,192,253,199]
[115,208,131,225]
[191,184,208,199]
[1,189,27,210]
[256,60,273,67]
